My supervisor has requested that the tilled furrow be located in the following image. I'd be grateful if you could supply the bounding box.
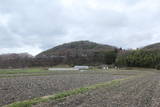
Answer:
[34,75,151,107]
[150,76,160,107]
[43,74,160,107]
[92,75,153,107]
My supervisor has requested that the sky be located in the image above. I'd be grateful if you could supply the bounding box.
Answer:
[0,0,160,55]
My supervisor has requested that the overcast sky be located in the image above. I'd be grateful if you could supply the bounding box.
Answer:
[0,0,160,55]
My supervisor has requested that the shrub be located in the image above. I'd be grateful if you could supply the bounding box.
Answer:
[155,64,160,70]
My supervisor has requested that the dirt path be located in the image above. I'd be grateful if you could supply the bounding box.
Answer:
[35,72,160,107]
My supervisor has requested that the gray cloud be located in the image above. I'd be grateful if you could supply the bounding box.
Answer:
[0,0,160,55]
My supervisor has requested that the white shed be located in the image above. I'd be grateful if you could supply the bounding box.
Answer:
[74,66,89,70]
[48,68,78,71]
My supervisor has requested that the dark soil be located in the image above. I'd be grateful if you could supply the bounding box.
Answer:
[0,72,125,106]
[35,72,160,107]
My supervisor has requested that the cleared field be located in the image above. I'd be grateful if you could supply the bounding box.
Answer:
[34,72,160,107]
[0,69,131,106]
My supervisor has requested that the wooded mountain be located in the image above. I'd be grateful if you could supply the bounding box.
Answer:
[36,41,117,58]
[142,43,160,51]
[35,41,118,65]
[116,42,160,69]
[1,41,160,68]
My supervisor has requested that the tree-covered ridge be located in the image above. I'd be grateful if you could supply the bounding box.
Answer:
[1,41,160,69]
[36,41,116,57]
[142,43,160,51]
[116,50,160,68]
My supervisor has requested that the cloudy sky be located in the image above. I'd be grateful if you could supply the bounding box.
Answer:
[0,0,160,55]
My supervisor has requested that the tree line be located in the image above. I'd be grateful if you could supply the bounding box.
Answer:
[0,50,118,68]
[1,49,160,69]
[116,49,160,69]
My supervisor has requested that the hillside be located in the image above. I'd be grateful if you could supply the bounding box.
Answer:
[0,53,33,68]
[0,53,33,60]
[36,41,117,58]
[142,43,160,51]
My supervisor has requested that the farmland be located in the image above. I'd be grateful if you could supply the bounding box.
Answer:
[0,68,128,106]
[0,68,158,107]
[34,71,160,107]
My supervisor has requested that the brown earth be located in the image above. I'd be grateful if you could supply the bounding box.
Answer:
[34,72,160,107]
[0,72,126,106]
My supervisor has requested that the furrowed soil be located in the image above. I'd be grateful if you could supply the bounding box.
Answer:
[34,71,160,107]
[0,71,128,106]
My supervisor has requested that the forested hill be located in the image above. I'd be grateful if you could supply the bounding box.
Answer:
[36,41,117,58]
[0,41,118,68]
[0,53,33,60]
[1,41,160,68]
[142,43,160,51]
[0,53,33,68]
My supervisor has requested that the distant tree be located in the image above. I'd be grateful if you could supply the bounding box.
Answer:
[104,51,117,65]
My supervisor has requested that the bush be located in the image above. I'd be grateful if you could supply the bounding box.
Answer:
[155,64,160,70]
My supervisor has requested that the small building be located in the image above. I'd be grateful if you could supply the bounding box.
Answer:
[48,68,78,71]
[74,66,89,70]
[48,66,89,71]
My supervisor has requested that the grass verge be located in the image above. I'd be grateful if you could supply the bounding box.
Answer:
[3,76,136,107]
[0,68,47,74]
